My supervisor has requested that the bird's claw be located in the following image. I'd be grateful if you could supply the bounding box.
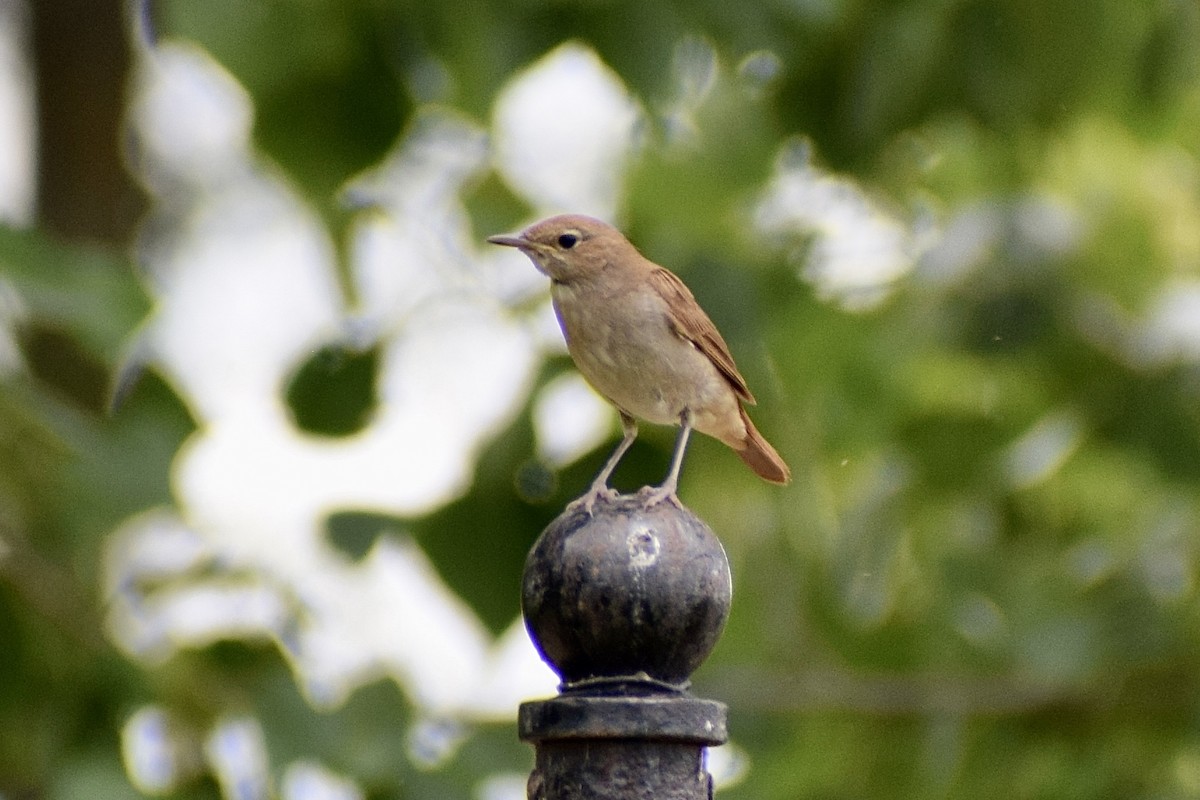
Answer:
[635,484,681,509]
[564,484,680,515]
[567,485,620,516]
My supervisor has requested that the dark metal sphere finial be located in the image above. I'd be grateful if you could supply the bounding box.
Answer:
[521,495,732,688]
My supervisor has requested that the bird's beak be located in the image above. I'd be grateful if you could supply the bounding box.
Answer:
[486,234,527,248]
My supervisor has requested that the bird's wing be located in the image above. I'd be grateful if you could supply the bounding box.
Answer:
[648,266,756,405]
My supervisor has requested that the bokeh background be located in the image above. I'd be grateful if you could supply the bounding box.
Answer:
[4,0,1200,798]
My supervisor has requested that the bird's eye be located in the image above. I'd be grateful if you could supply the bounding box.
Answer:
[557,233,578,249]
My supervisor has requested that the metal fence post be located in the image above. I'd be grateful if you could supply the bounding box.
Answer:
[519,495,732,799]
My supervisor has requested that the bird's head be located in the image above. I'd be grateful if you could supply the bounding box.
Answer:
[487,214,634,283]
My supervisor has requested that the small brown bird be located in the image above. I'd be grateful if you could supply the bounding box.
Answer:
[488,214,789,511]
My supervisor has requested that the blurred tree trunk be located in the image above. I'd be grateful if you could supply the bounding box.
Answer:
[30,0,145,244]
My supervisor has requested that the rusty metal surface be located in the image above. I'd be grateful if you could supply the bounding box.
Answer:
[528,740,715,800]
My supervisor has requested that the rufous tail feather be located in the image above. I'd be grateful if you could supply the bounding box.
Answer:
[736,407,790,484]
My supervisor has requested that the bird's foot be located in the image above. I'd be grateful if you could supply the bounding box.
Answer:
[566,484,620,516]
[635,483,682,509]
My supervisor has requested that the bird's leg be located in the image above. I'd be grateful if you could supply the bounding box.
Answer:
[638,409,694,508]
[568,412,638,515]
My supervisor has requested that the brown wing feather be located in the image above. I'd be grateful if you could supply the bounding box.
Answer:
[648,267,756,405]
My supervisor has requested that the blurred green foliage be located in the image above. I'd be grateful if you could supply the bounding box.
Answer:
[4,0,1200,798]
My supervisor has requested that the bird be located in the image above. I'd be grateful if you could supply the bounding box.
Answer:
[487,214,789,512]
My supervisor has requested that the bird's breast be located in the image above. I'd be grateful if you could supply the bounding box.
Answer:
[550,281,742,438]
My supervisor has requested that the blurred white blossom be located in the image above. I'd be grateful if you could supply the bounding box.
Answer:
[534,372,615,468]
[756,138,916,310]
[0,0,34,226]
[205,717,271,800]
[1003,409,1084,489]
[492,42,642,220]
[282,761,364,800]
[121,706,202,795]
[111,39,559,754]
[1135,279,1200,365]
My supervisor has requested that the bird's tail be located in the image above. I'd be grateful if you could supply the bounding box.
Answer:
[736,407,790,484]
